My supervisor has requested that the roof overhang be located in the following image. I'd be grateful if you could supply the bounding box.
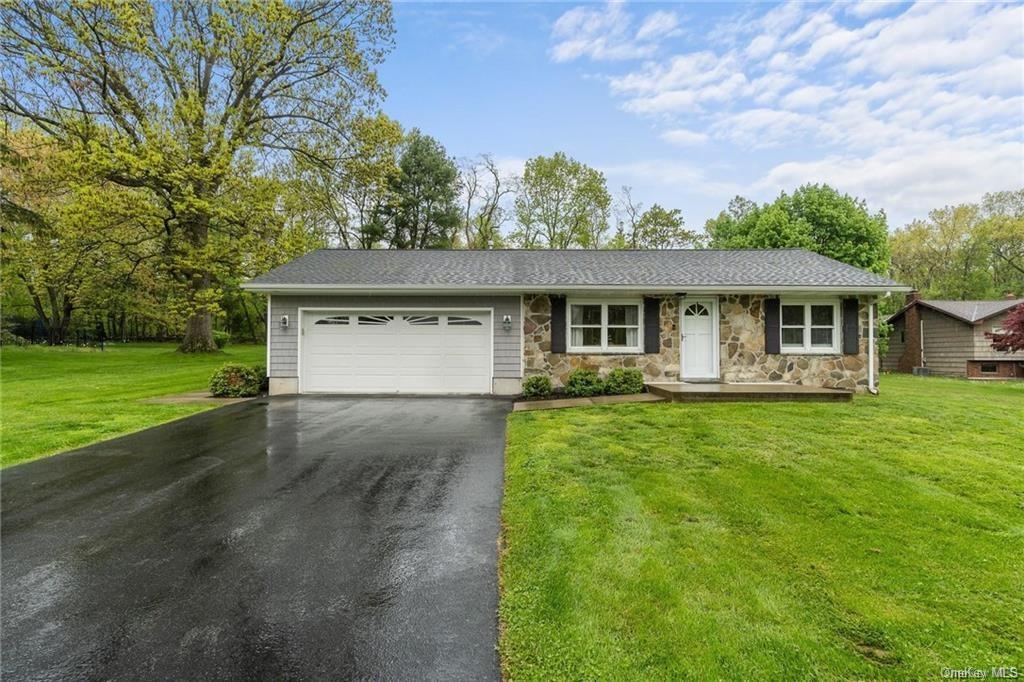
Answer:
[241,282,912,296]
[887,299,1020,325]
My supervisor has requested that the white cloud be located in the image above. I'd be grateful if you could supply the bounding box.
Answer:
[779,85,838,109]
[550,3,645,62]
[711,109,824,148]
[635,10,681,42]
[610,51,731,94]
[601,160,742,196]
[451,23,507,56]
[847,1,902,19]
[746,34,776,59]
[549,0,1024,225]
[661,128,709,146]
[760,2,806,35]
[550,3,683,63]
[755,135,1024,225]
[622,90,700,115]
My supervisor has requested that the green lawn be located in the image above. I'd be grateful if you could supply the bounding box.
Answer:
[1,343,265,467]
[501,375,1024,680]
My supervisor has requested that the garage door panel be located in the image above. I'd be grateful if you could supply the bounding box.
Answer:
[301,310,492,394]
[444,336,488,350]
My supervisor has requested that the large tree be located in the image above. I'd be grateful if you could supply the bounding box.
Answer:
[610,186,699,249]
[979,189,1024,293]
[384,129,461,249]
[287,112,403,249]
[889,190,1023,299]
[705,184,889,274]
[1,0,393,351]
[1,130,158,345]
[459,155,513,249]
[511,152,611,249]
[890,205,992,299]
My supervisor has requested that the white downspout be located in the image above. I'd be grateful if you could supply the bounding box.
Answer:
[868,299,877,395]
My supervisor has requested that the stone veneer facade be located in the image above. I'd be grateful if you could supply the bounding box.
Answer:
[719,294,875,392]
[523,294,680,386]
[523,293,877,392]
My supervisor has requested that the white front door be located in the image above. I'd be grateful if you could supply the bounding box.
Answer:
[300,310,492,394]
[681,298,718,380]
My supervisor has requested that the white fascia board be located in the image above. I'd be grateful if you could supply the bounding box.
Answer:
[240,282,912,295]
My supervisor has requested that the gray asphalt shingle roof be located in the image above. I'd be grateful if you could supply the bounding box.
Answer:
[243,248,907,291]
[894,298,1023,324]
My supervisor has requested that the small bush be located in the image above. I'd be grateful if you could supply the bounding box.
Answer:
[209,363,265,398]
[521,374,552,398]
[213,330,231,349]
[604,368,645,395]
[254,364,269,392]
[565,369,604,398]
[0,330,29,347]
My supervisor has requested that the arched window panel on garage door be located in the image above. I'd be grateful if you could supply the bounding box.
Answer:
[404,315,439,325]
[448,315,484,326]
[358,315,395,326]
[314,315,349,325]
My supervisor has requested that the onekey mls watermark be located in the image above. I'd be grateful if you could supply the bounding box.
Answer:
[941,667,1019,679]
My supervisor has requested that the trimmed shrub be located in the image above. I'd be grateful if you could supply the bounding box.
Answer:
[521,374,552,398]
[213,330,231,349]
[565,369,604,398]
[604,368,645,395]
[0,330,29,347]
[209,363,265,398]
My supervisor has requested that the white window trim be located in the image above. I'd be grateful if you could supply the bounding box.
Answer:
[566,299,643,353]
[780,299,841,354]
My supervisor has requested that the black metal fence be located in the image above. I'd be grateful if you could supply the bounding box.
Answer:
[7,318,178,347]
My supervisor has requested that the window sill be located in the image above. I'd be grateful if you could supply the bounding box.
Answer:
[780,348,843,356]
[566,348,644,355]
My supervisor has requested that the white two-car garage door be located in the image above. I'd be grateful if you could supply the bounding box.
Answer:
[300,310,492,394]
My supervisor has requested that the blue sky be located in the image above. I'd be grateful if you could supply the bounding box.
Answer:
[378,1,1024,231]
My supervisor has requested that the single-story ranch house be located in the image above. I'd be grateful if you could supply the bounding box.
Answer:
[241,249,910,396]
[882,292,1023,379]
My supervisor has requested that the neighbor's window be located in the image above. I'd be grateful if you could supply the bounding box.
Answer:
[780,301,840,353]
[980,362,998,374]
[569,302,641,352]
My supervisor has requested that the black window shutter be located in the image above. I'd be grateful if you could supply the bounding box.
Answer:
[550,295,566,354]
[842,298,860,354]
[643,297,660,354]
[764,297,781,354]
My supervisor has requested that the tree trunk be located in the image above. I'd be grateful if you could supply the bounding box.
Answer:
[180,310,217,352]
[177,214,218,352]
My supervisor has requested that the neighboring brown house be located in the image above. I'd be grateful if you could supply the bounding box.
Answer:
[883,292,1024,379]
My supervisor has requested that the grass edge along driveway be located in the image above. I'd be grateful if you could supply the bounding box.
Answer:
[500,374,1024,680]
[1,343,265,467]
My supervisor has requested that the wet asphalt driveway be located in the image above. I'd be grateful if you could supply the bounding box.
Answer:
[1,397,510,680]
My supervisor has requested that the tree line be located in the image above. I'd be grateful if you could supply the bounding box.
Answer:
[0,0,693,350]
[2,2,1020,352]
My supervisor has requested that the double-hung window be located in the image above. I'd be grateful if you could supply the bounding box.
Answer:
[780,300,840,353]
[569,302,641,352]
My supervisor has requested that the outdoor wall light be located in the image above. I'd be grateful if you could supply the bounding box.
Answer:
[280,315,289,328]
[502,314,512,331]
